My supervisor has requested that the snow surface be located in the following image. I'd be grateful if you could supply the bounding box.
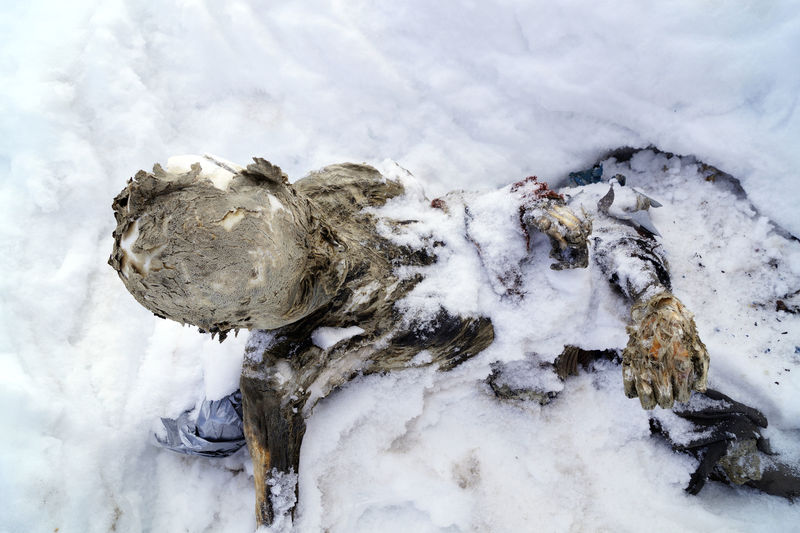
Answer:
[2,1,800,532]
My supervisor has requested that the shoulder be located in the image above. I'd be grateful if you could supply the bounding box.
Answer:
[294,163,405,211]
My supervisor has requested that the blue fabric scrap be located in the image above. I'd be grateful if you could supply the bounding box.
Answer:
[569,165,603,186]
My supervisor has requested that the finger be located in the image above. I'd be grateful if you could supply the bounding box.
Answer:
[691,342,710,392]
[653,368,674,409]
[701,390,768,428]
[534,216,551,232]
[548,205,581,232]
[634,366,657,410]
[545,225,569,250]
[622,359,638,398]
[672,365,692,403]
[647,333,674,408]
[671,341,693,403]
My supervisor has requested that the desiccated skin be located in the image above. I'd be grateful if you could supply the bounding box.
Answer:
[110,158,494,525]
[514,176,592,270]
[109,156,708,525]
[624,293,709,409]
[109,158,350,334]
[522,198,591,270]
[588,190,709,410]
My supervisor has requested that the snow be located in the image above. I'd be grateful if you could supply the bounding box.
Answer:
[264,468,298,533]
[166,154,244,190]
[2,1,800,532]
[311,326,366,351]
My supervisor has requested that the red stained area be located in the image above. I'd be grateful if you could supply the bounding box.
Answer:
[511,176,563,201]
[431,198,447,210]
[512,176,562,252]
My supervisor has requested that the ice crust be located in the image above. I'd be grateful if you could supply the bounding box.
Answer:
[2,2,800,532]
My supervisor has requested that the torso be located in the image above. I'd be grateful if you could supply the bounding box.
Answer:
[243,164,495,417]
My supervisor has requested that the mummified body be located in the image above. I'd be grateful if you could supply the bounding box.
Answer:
[110,154,712,525]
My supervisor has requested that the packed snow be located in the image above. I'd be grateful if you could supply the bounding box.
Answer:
[165,154,245,191]
[2,1,800,532]
[311,326,366,351]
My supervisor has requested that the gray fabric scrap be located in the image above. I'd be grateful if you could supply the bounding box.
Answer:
[156,390,246,457]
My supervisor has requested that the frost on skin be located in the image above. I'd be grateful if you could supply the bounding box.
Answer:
[311,326,365,350]
[265,468,298,531]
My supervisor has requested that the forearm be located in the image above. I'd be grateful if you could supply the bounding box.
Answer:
[590,224,671,303]
[591,218,708,409]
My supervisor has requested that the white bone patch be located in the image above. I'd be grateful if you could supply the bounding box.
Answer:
[118,218,164,278]
[118,218,141,279]
[219,208,247,231]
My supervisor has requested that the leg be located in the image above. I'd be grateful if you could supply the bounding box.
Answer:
[241,375,306,526]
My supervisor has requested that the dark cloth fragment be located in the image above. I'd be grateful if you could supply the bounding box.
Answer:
[569,165,603,186]
[650,389,800,499]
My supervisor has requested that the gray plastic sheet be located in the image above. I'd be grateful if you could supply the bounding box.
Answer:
[156,390,246,457]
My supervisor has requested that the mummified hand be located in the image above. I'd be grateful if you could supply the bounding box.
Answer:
[623,292,709,409]
[524,200,591,270]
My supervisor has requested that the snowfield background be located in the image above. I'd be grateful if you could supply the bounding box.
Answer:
[2,1,799,532]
